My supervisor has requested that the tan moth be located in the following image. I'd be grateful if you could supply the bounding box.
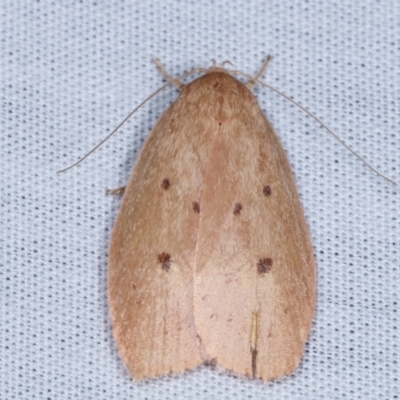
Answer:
[107,58,316,381]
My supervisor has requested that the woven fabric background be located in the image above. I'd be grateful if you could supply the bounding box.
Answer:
[1,1,399,399]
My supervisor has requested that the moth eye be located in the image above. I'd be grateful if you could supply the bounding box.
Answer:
[263,185,272,197]
[161,178,171,190]
[192,201,200,213]
[233,203,242,215]
[257,258,273,274]
[158,252,172,271]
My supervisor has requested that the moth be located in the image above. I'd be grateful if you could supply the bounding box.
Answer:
[108,58,315,381]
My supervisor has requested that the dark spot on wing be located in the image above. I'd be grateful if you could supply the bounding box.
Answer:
[161,178,170,190]
[233,203,242,215]
[257,258,273,274]
[158,252,171,271]
[192,201,200,213]
[263,185,272,196]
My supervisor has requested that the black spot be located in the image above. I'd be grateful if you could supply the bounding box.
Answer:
[263,185,272,196]
[233,203,242,215]
[161,178,170,190]
[257,258,273,274]
[158,252,171,271]
[192,201,200,213]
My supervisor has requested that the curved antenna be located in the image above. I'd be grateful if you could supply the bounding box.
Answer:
[57,67,207,173]
[231,70,396,185]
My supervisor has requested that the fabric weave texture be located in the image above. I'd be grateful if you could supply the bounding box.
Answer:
[0,1,398,399]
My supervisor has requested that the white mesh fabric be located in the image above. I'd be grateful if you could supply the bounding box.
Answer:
[0,1,399,399]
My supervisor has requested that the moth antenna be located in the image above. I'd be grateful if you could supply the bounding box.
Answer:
[57,66,207,173]
[221,60,233,68]
[57,82,171,173]
[233,69,396,185]
[246,55,273,91]
[154,58,184,90]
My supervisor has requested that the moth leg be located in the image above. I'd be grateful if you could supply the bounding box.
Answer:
[154,58,185,90]
[106,186,126,195]
[246,55,273,91]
